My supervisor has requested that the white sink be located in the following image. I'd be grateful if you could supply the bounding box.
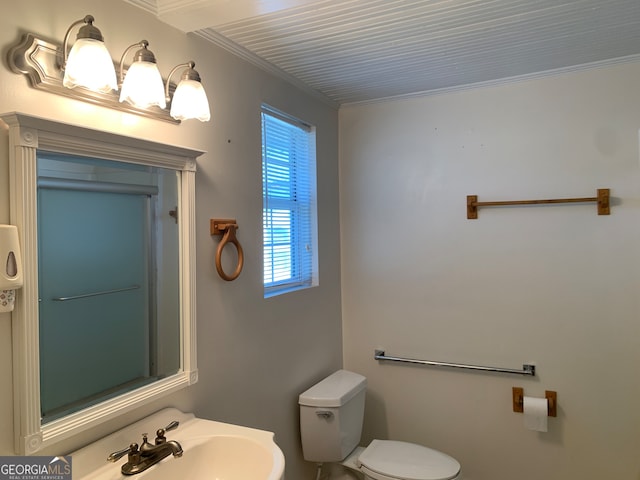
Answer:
[71,408,285,480]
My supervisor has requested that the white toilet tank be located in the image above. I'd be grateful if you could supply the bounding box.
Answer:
[299,370,367,463]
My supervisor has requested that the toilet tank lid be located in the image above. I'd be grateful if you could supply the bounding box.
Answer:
[299,370,367,407]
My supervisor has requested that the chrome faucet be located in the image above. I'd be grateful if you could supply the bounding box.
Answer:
[107,421,183,475]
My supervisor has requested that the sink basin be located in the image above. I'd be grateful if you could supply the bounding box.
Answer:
[143,436,275,479]
[70,408,285,480]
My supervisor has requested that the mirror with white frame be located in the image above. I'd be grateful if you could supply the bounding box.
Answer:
[2,112,202,454]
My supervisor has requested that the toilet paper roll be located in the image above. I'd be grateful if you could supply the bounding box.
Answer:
[523,396,548,432]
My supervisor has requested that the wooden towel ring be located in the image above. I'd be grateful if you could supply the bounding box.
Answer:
[210,219,244,281]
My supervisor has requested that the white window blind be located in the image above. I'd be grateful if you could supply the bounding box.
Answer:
[261,105,317,297]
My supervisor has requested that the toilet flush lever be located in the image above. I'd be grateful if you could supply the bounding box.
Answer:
[316,410,334,419]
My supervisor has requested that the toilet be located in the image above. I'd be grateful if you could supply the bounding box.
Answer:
[299,370,461,480]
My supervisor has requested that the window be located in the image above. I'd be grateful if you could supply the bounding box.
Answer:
[261,105,318,297]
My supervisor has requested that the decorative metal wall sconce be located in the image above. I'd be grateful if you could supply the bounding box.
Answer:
[62,15,117,93]
[7,14,210,123]
[119,40,166,110]
[165,61,211,122]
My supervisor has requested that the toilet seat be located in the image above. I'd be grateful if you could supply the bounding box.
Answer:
[357,440,461,480]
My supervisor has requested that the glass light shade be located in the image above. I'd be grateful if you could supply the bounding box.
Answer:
[120,61,166,109]
[170,80,211,122]
[63,38,117,93]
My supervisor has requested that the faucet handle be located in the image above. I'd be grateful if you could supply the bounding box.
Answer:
[155,421,179,445]
[107,443,139,462]
[164,420,179,432]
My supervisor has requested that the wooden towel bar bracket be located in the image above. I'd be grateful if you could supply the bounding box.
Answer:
[467,188,610,219]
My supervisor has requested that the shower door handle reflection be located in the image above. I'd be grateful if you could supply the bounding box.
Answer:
[52,285,140,302]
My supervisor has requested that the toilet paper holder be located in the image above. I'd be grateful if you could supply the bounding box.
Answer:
[512,387,557,417]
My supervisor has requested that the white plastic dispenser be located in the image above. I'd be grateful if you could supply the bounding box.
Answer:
[0,225,23,313]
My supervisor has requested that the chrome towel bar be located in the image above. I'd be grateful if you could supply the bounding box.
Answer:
[374,349,535,376]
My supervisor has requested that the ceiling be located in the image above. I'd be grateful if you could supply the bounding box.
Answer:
[126,0,640,107]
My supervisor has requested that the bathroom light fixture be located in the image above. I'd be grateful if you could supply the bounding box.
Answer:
[119,40,166,109]
[7,14,211,123]
[62,15,118,94]
[166,62,211,122]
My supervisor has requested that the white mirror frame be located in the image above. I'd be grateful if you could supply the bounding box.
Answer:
[1,112,202,455]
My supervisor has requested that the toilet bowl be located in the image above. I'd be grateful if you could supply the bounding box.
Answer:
[299,370,461,480]
[353,440,460,480]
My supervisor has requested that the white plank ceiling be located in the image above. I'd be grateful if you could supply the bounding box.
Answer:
[127,0,640,106]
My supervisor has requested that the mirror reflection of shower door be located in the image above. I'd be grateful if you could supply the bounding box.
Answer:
[38,187,153,421]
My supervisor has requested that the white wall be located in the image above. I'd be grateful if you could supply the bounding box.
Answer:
[339,63,640,479]
[0,1,341,478]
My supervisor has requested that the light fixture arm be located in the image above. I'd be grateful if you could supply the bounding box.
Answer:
[62,15,103,69]
[119,40,156,85]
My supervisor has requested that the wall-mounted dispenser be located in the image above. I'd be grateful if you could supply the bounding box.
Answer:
[0,225,23,313]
